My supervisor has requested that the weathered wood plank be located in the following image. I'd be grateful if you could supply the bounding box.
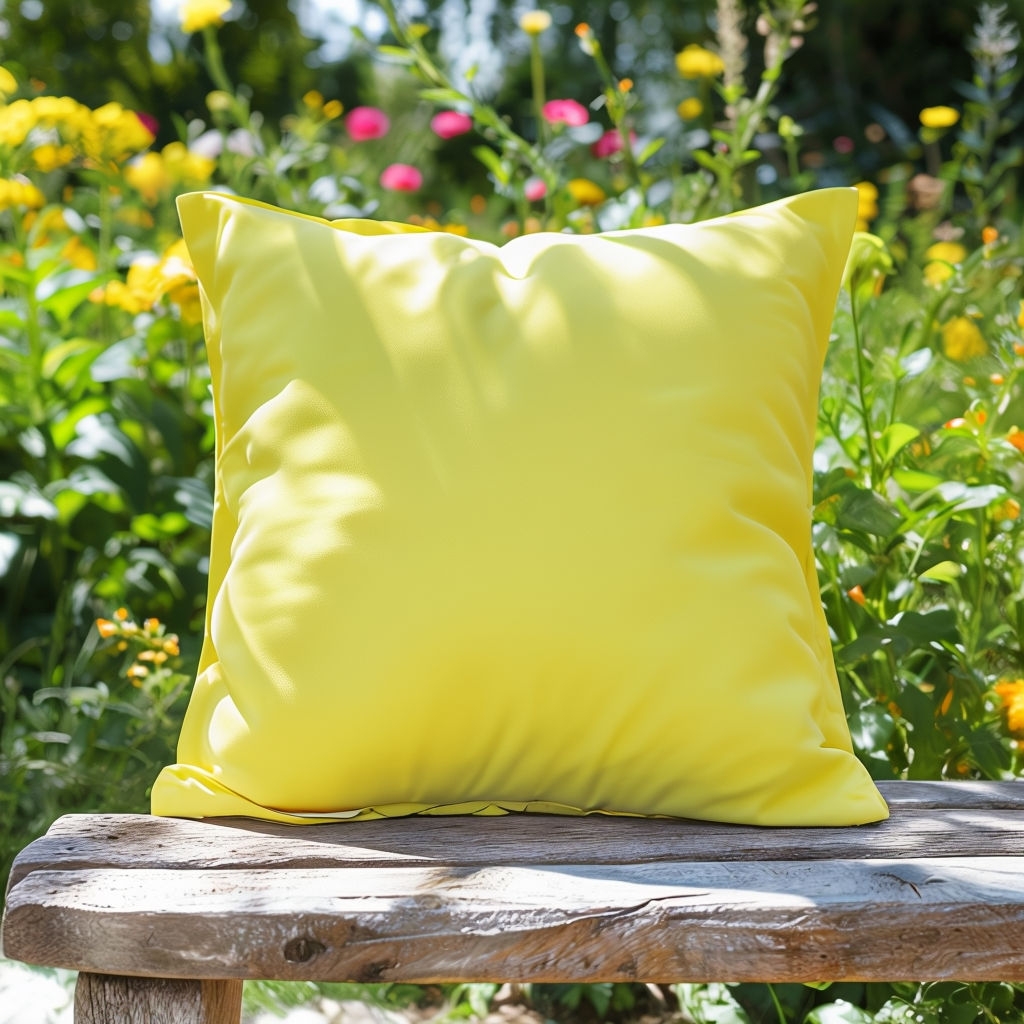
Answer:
[10,801,1024,890]
[74,973,241,1024]
[7,859,1024,982]
[876,780,1024,809]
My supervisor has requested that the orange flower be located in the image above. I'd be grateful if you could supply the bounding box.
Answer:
[994,498,1021,522]
[982,226,999,246]
[846,585,866,606]
[96,618,118,638]
[995,680,1024,736]
[1007,427,1024,453]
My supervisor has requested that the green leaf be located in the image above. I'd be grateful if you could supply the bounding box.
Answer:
[888,608,959,648]
[636,137,666,166]
[847,705,898,760]
[472,146,510,185]
[130,512,190,542]
[967,730,1009,778]
[877,422,919,464]
[835,488,903,538]
[805,1001,874,1024]
[672,983,752,1024]
[42,338,103,386]
[919,561,963,583]
[36,270,102,321]
[91,336,145,383]
[376,45,415,63]
[0,260,32,286]
[937,482,1006,512]
[892,469,944,492]
[0,481,58,521]
[692,149,719,171]
[837,631,887,664]
[418,88,467,105]
[50,397,109,450]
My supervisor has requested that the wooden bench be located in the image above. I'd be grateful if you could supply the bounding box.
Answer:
[4,780,1024,1023]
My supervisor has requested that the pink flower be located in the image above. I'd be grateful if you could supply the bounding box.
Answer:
[380,163,423,192]
[542,99,589,127]
[591,128,637,158]
[135,112,159,139]
[525,177,547,201]
[430,110,473,139]
[345,106,390,141]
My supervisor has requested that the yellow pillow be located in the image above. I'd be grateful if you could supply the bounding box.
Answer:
[152,187,888,827]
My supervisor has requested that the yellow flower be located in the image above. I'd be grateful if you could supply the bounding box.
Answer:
[125,151,172,204]
[0,99,36,146]
[853,181,879,225]
[519,10,552,35]
[0,177,44,211]
[180,0,232,34]
[925,241,967,264]
[161,141,216,185]
[923,261,954,287]
[169,281,204,325]
[675,44,725,79]
[919,105,959,129]
[923,241,967,288]
[86,101,154,165]
[1018,299,1024,330]
[566,178,606,206]
[941,316,987,362]
[995,679,1024,736]
[0,66,17,98]
[322,100,343,120]
[206,90,233,113]
[31,143,76,172]
[677,97,703,120]
[126,663,149,684]
[61,236,98,271]
[101,238,203,324]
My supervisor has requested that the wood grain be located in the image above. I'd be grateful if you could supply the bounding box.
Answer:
[8,794,1024,891]
[74,973,241,1023]
[7,857,1024,982]
[5,781,1024,986]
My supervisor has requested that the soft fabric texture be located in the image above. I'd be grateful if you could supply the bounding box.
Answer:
[152,187,888,827]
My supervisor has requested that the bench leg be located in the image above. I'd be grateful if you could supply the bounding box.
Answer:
[74,972,243,1024]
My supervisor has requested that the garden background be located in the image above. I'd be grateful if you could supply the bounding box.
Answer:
[2,0,1024,1020]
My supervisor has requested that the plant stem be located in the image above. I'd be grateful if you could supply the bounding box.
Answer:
[529,36,548,149]
[766,983,789,1024]
[849,289,880,489]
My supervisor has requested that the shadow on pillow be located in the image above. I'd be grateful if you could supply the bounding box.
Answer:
[151,187,888,827]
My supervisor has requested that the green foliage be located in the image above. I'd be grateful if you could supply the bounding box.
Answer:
[2,2,1024,1022]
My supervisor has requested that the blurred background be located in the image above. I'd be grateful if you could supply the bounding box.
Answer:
[3,0,1019,183]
